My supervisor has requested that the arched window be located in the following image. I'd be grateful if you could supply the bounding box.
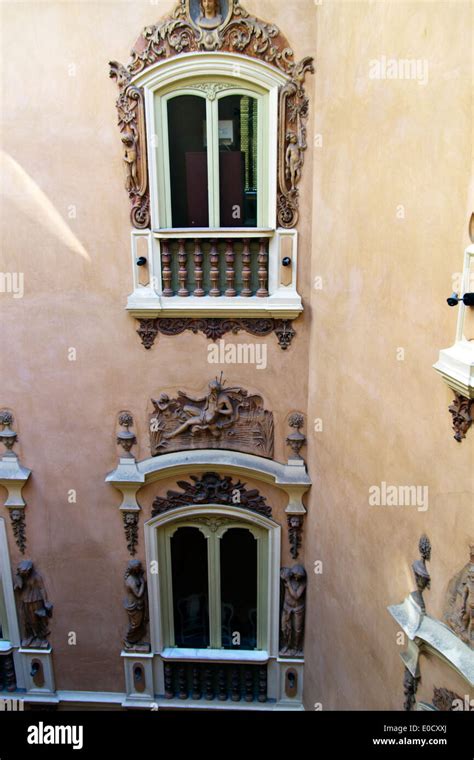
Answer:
[157,514,268,652]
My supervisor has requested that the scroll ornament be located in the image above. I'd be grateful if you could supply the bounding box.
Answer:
[109,0,314,230]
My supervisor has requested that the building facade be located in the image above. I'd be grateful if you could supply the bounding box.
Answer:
[0,0,472,711]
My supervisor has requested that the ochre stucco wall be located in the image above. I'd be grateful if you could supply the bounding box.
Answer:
[0,0,315,694]
[1,0,472,708]
[304,0,473,710]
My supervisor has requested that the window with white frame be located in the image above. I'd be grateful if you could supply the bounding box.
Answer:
[0,581,9,642]
[155,79,267,230]
[158,516,268,651]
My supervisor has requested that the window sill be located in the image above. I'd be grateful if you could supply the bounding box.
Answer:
[153,228,275,239]
[126,291,303,320]
[160,647,269,664]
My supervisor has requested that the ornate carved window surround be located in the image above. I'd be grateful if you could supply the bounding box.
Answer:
[109,1,314,341]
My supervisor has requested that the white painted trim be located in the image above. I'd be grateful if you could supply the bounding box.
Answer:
[132,52,288,91]
[433,245,474,398]
[144,504,281,658]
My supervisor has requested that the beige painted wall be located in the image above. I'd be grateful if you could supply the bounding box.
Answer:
[0,0,315,693]
[0,0,472,707]
[304,0,473,710]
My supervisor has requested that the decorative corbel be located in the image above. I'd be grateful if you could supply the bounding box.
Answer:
[0,411,31,554]
[287,515,303,560]
[449,393,473,442]
[123,511,139,556]
[403,667,420,711]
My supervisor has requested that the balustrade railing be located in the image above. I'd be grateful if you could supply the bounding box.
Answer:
[159,237,269,298]
[163,661,267,703]
[0,653,16,693]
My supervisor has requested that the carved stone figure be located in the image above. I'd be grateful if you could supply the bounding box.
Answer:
[14,561,53,648]
[165,378,235,439]
[411,535,431,613]
[285,134,302,193]
[121,133,138,194]
[149,377,274,458]
[444,545,474,648]
[280,565,307,657]
[123,560,150,652]
[197,0,223,28]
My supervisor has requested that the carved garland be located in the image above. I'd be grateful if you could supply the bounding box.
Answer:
[109,0,314,230]
[137,317,296,350]
[151,472,272,518]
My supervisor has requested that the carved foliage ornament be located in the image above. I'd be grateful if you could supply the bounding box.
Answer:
[149,375,274,458]
[137,317,296,350]
[448,393,473,443]
[109,1,314,229]
[152,472,271,518]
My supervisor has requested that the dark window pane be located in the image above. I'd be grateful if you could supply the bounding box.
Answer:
[168,96,209,227]
[218,95,258,227]
[171,527,209,648]
[220,528,258,649]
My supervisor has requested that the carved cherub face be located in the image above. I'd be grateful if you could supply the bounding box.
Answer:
[128,559,143,575]
[125,513,137,526]
[17,560,33,578]
[290,565,306,582]
[201,0,220,18]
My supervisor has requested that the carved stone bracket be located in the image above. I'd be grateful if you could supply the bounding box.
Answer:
[109,1,314,230]
[152,472,272,518]
[0,411,31,553]
[449,392,473,442]
[123,511,139,556]
[9,509,26,555]
[137,317,296,350]
[287,514,304,560]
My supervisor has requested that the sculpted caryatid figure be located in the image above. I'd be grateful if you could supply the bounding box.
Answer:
[165,378,235,440]
[280,565,307,657]
[445,547,474,648]
[285,133,302,193]
[122,133,138,194]
[123,560,149,651]
[14,560,53,648]
[198,0,223,28]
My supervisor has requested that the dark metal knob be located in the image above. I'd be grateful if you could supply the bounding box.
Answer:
[282,257,291,267]
[136,257,147,267]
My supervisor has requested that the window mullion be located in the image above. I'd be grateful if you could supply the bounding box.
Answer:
[207,533,221,648]
[161,97,173,228]
[207,97,219,228]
